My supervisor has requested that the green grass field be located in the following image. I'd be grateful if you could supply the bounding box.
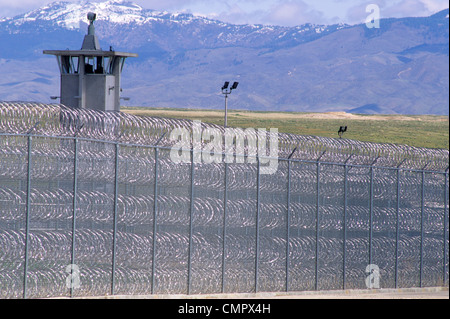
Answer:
[123,107,449,150]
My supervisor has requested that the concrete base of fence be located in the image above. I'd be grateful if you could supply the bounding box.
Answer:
[58,287,448,299]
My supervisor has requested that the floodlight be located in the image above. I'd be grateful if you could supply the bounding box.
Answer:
[87,12,97,23]
[221,80,240,127]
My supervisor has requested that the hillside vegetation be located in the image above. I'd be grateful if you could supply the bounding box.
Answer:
[123,107,449,150]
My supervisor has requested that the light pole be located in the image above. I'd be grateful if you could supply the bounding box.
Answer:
[222,81,239,127]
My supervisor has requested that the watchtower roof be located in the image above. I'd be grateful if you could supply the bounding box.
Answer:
[43,50,138,58]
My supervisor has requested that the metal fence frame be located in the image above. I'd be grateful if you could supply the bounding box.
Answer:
[0,102,448,298]
[1,132,447,298]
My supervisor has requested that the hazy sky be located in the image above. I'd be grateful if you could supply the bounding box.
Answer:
[0,0,448,26]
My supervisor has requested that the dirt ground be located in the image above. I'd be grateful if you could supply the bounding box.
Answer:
[78,287,448,299]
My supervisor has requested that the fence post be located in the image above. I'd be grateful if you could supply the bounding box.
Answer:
[286,159,291,292]
[187,148,195,295]
[420,169,426,287]
[70,136,79,298]
[420,164,429,287]
[151,147,159,295]
[369,166,373,267]
[315,152,325,291]
[286,147,297,293]
[111,142,119,295]
[342,155,354,290]
[369,165,375,268]
[221,162,228,293]
[255,157,261,293]
[396,167,401,288]
[23,134,32,299]
[369,157,379,269]
[395,159,406,289]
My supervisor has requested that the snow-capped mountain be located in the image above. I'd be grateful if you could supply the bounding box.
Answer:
[0,1,448,115]
[1,0,217,29]
[1,0,348,52]
[1,0,345,31]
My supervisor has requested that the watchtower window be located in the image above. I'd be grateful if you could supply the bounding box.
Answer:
[84,56,106,74]
[106,57,114,74]
[55,55,128,75]
[104,56,118,75]
[57,56,79,74]
[105,56,126,74]
[85,56,94,74]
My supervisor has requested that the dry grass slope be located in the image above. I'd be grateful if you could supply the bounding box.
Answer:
[123,107,449,150]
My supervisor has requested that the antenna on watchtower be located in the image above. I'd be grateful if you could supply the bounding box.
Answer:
[82,12,100,50]
[87,12,96,34]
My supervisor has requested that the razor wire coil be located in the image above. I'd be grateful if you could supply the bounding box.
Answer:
[0,102,448,298]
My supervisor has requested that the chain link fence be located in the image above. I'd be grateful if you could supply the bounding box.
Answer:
[0,102,448,298]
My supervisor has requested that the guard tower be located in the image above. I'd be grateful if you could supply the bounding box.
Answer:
[44,12,138,112]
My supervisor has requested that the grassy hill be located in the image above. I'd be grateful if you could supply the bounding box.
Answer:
[123,107,449,150]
